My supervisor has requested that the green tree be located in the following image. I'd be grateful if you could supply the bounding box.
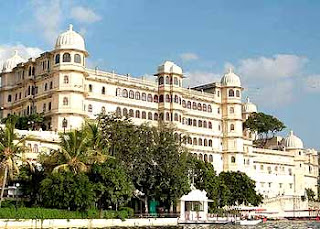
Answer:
[305,188,316,201]
[40,172,95,211]
[90,158,134,210]
[41,129,90,174]
[191,159,231,210]
[0,118,26,207]
[218,171,263,206]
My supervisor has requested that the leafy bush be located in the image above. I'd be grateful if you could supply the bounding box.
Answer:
[119,207,134,218]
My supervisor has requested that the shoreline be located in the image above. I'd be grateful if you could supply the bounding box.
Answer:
[0,218,178,229]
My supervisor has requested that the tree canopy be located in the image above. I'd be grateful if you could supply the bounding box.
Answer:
[243,112,286,139]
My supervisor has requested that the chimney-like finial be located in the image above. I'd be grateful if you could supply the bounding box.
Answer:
[69,24,73,31]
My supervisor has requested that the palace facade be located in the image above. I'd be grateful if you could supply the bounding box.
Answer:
[0,25,318,211]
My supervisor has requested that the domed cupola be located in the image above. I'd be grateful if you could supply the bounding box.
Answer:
[55,24,87,54]
[157,61,183,75]
[2,50,25,73]
[243,97,257,113]
[221,68,241,87]
[283,131,304,150]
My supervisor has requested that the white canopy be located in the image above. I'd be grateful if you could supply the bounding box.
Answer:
[180,186,208,201]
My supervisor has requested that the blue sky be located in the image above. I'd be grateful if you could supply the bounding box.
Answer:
[1,0,320,149]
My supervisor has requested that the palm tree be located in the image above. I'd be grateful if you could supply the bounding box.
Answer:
[51,129,90,174]
[84,121,109,164]
[0,118,26,207]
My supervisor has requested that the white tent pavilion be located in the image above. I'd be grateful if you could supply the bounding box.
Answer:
[180,185,209,221]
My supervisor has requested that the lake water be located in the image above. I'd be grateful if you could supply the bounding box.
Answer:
[176,221,320,229]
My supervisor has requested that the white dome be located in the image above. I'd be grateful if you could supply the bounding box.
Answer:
[243,97,257,113]
[55,24,86,52]
[283,131,304,149]
[221,68,241,87]
[157,61,183,75]
[2,50,25,73]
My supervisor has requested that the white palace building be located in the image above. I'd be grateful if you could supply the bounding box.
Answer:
[0,25,318,217]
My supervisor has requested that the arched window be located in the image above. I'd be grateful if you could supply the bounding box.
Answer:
[182,100,186,108]
[147,94,152,102]
[159,76,164,85]
[50,81,53,89]
[89,84,93,92]
[229,89,235,97]
[174,113,178,121]
[198,120,202,127]
[198,154,203,161]
[165,94,171,102]
[43,103,46,112]
[230,107,234,114]
[55,54,60,64]
[129,90,134,99]
[32,67,35,75]
[159,94,164,103]
[48,102,52,111]
[159,113,164,120]
[63,53,71,62]
[101,106,106,114]
[122,89,128,98]
[200,121,205,128]
[116,107,121,116]
[174,77,178,85]
[154,95,158,103]
[64,75,69,84]
[166,112,170,121]
[135,110,140,118]
[230,124,235,131]
[116,88,121,96]
[142,93,146,101]
[74,54,81,63]
[192,102,197,110]
[123,108,128,117]
[188,137,192,145]
[63,97,68,106]
[209,140,212,147]
[217,108,220,114]
[193,138,198,145]
[7,95,11,102]
[187,101,191,109]
[174,95,179,103]
[102,87,106,95]
[135,92,140,100]
[204,154,208,162]
[203,104,207,111]
[148,112,153,120]
[198,103,202,111]
[129,109,134,117]
[208,105,212,112]
[142,111,146,119]
[199,138,203,146]
[236,90,240,97]
[208,122,212,129]
[154,113,158,120]
[209,155,213,162]
[193,119,197,127]
[165,76,170,84]
[44,83,48,91]
[231,156,236,163]
[204,139,208,146]
[88,104,93,112]
[33,144,39,154]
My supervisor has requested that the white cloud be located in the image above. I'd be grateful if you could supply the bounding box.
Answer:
[32,0,62,44]
[70,6,101,24]
[180,53,199,62]
[238,54,307,83]
[0,44,43,70]
[184,71,220,87]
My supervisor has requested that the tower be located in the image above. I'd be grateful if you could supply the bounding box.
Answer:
[154,61,183,127]
[220,68,244,171]
[51,24,89,131]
